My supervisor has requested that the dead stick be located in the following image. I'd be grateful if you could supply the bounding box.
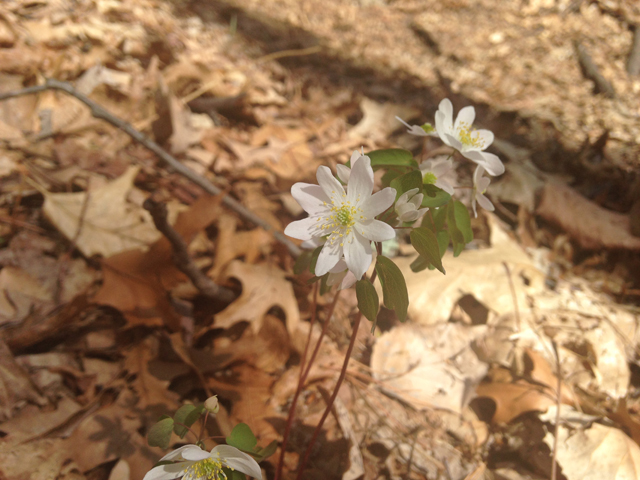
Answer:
[143,198,236,304]
[627,25,640,76]
[574,41,616,98]
[0,79,302,258]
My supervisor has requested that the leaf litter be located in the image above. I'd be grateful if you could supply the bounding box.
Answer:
[0,0,639,479]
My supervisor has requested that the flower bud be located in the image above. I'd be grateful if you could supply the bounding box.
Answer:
[204,395,219,414]
[395,188,428,223]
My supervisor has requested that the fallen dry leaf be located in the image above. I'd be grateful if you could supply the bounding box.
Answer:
[371,323,488,414]
[0,266,52,327]
[543,416,640,480]
[536,181,640,250]
[42,166,163,257]
[93,195,222,329]
[214,261,300,336]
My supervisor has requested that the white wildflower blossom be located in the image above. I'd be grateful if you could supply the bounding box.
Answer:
[434,98,505,176]
[336,147,366,184]
[471,165,495,218]
[284,156,396,280]
[395,188,429,223]
[143,444,262,480]
[395,116,437,137]
[419,157,455,195]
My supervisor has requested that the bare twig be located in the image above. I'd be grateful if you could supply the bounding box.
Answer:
[574,41,616,98]
[0,78,302,258]
[550,339,562,480]
[143,198,236,304]
[628,25,640,76]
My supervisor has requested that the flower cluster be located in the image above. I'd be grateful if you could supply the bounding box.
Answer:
[285,97,504,301]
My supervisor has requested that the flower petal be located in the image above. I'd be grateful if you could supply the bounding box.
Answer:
[291,183,330,215]
[356,219,396,242]
[301,237,325,249]
[361,187,396,218]
[454,105,475,131]
[211,445,263,480]
[327,269,347,287]
[181,446,211,461]
[347,155,374,204]
[443,133,463,152]
[343,232,372,280]
[435,111,451,146]
[474,129,494,149]
[339,271,357,289]
[399,210,421,222]
[317,165,345,204]
[438,98,454,132]
[464,151,505,176]
[396,203,416,217]
[284,216,324,241]
[158,445,197,462]
[143,462,190,480]
[473,165,485,184]
[336,164,351,184]
[431,158,453,177]
[477,193,495,212]
[315,239,342,276]
[435,178,455,195]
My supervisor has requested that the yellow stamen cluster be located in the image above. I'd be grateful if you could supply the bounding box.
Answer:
[318,193,365,247]
[457,122,485,149]
[183,457,229,480]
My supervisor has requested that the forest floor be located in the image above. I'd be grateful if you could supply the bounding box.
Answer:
[1,1,640,479]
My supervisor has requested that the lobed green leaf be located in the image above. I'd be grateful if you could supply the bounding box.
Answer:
[173,404,205,438]
[375,256,409,322]
[421,184,451,208]
[148,417,174,449]
[367,148,418,169]
[226,423,258,452]
[390,170,423,200]
[410,227,446,274]
[356,279,379,324]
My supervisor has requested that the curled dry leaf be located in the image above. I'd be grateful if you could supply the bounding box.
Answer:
[214,261,300,336]
[371,323,488,414]
[42,166,162,258]
[93,195,222,329]
[542,415,640,480]
[536,181,640,250]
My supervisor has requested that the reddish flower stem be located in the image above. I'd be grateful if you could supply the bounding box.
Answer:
[295,270,377,480]
[274,285,340,480]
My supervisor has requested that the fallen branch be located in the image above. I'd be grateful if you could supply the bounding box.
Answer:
[0,78,302,258]
[143,198,236,304]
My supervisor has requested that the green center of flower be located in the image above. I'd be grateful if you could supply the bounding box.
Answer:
[422,172,437,185]
[457,122,485,149]
[336,206,354,226]
[319,197,365,247]
[184,458,228,480]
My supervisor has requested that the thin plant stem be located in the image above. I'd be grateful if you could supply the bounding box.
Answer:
[275,285,341,480]
[295,270,378,480]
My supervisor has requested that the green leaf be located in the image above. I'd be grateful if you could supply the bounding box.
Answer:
[410,231,449,272]
[319,273,331,295]
[380,169,403,188]
[254,440,278,462]
[421,184,451,208]
[375,256,409,322]
[410,227,446,274]
[390,170,423,200]
[446,202,466,257]
[173,404,205,438]
[148,417,174,449]
[356,279,379,324]
[223,468,247,480]
[367,149,418,170]
[308,245,323,275]
[226,423,258,452]
[452,200,473,244]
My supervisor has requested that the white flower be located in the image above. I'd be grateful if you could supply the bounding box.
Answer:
[327,259,357,290]
[395,188,429,223]
[144,444,262,480]
[395,116,437,137]
[419,157,455,195]
[434,98,505,176]
[284,156,396,280]
[336,147,366,184]
[472,165,495,218]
